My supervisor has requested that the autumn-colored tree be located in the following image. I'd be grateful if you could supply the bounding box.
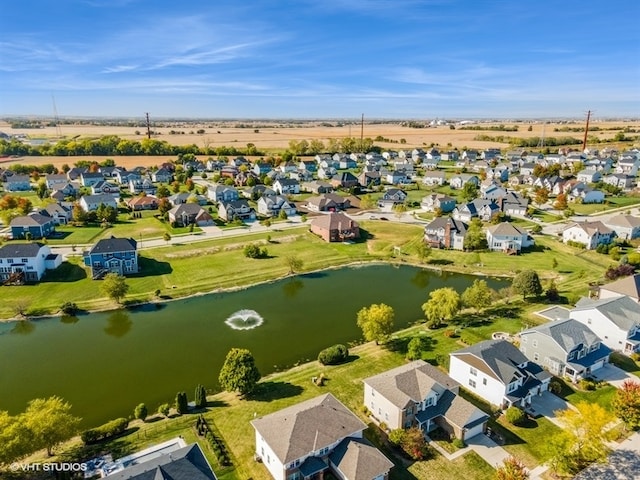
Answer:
[612,380,640,430]
[495,456,529,480]
[422,287,461,328]
[356,303,395,344]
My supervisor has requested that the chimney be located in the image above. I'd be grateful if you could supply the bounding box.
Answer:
[444,220,452,249]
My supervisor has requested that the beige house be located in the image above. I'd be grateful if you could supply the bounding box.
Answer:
[310,212,360,242]
[598,274,640,303]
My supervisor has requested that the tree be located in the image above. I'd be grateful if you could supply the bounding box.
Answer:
[533,187,549,207]
[134,403,148,421]
[512,270,542,300]
[393,203,407,219]
[158,197,172,215]
[22,396,81,456]
[101,273,130,304]
[406,336,424,361]
[495,456,529,480]
[356,303,395,344]
[218,348,261,396]
[461,279,493,313]
[553,193,568,210]
[156,184,170,198]
[244,243,268,259]
[163,232,171,244]
[72,203,88,224]
[415,242,432,264]
[195,384,207,409]
[285,255,303,274]
[545,401,615,475]
[464,218,488,251]
[0,410,29,465]
[461,182,478,202]
[278,209,288,220]
[505,406,525,425]
[389,426,431,460]
[422,288,461,328]
[612,380,640,430]
[157,403,170,418]
[359,195,376,210]
[175,392,188,414]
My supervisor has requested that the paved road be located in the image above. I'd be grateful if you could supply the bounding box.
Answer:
[573,432,640,480]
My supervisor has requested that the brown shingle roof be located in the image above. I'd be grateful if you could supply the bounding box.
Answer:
[310,212,358,231]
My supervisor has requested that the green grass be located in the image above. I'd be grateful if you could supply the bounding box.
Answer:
[609,352,640,377]
[496,416,563,468]
[407,450,495,480]
[553,377,618,413]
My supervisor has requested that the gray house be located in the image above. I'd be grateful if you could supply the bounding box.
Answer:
[520,318,611,383]
[424,217,467,250]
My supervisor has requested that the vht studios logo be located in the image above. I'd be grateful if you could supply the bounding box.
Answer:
[9,462,88,473]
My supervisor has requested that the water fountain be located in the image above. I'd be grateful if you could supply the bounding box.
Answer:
[224,309,264,330]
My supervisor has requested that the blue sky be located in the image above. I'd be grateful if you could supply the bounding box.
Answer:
[1,0,639,119]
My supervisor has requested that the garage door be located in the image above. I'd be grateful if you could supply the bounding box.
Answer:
[591,360,605,372]
[464,421,486,440]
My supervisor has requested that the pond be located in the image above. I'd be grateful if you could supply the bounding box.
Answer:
[0,263,507,428]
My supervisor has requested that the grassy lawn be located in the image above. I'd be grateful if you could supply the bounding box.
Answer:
[407,450,495,480]
[609,352,640,377]
[553,377,618,413]
[571,196,640,215]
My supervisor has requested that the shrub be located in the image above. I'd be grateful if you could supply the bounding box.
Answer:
[452,438,465,449]
[388,429,406,445]
[318,344,349,365]
[443,329,456,338]
[579,378,596,391]
[134,403,148,421]
[81,418,129,444]
[243,243,268,259]
[548,380,562,395]
[195,384,207,409]
[406,337,424,361]
[505,406,525,425]
[435,354,450,370]
[175,391,188,414]
[157,403,170,417]
[60,302,79,315]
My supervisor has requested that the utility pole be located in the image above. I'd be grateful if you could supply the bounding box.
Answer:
[582,110,591,152]
[145,112,152,139]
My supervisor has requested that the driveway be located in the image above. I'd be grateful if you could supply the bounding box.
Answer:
[526,391,575,428]
[465,432,511,468]
[590,363,638,389]
[574,432,640,480]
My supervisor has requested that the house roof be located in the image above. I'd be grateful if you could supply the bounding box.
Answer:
[310,212,358,231]
[89,236,137,254]
[328,438,393,480]
[415,389,488,430]
[170,203,203,215]
[607,214,640,229]
[0,242,45,258]
[450,340,532,385]
[10,213,54,227]
[563,220,613,235]
[487,222,527,237]
[424,217,468,234]
[573,295,640,331]
[81,194,118,204]
[522,318,600,353]
[104,443,217,480]
[250,393,366,464]
[599,274,640,300]
[363,360,459,409]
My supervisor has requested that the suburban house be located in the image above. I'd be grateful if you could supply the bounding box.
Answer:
[453,199,500,223]
[257,195,297,217]
[562,221,615,250]
[126,196,159,211]
[128,178,157,195]
[449,340,552,409]
[423,217,468,250]
[571,295,640,356]
[363,361,489,441]
[217,200,256,222]
[305,181,334,195]
[449,174,479,190]
[384,170,409,185]
[170,192,207,206]
[84,236,138,279]
[603,173,635,191]
[306,193,350,212]
[80,171,105,187]
[79,194,119,212]
[377,188,408,208]
[40,203,73,225]
[251,393,393,480]
[102,442,217,479]
[273,178,301,195]
[605,214,640,240]
[4,174,31,191]
[499,191,529,217]
[519,318,611,382]
[485,222,534,253]
[45,174,69,190]
[576,169,602,184]
[151,167,173,184]
[310,212,360,243]
[422,171,447,186]
[358,171,382,188]
[91,180,120,196]
[10,213,56,239]
[168,203,215,227]
[598,274,640,303]
[330,172,359,189]
[421,194,456,213]
[0,243,61,283]
[207,185,240,203]
[253,162,273,176]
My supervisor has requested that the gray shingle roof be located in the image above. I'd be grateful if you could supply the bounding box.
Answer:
[416,390,488,430]
[10,213,53,227]
[89,236,137,254]
[363,360,459,409]
[0,243,45,258]
[573,295,640,331]
[104,443,217,480]
[522,318,599,353]
[250,393,366,465]
[599,274,640,301]
[329,438,393,480]
[451,340,530,385]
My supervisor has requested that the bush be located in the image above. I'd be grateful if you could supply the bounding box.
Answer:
[549,380,562,395]
[452,438,465,449]
[60,302,79,315]
[134,403,148,421]
[157,403,170,417]
[81,418,129,444]
[578,378,596,391]
[388,429,406,445]
[443,329,456,338]
[318,344,349,365]
[243,243,268,259]
[175,391,188,414]
[505,406,525,425]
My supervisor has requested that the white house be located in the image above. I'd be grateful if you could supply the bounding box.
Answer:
[598,274,640,303]
[79,194,119,212]
[363,361,488,441]
[257,195,296,217]
[422,171,446,186]
[449,340,551,409]
[562,221,615,249]
[571,296,640,356]
[605,214,640,240]
[485,222,533,253]
[273,178,300,195]
[0,243,61,283]
[251,393,393,480]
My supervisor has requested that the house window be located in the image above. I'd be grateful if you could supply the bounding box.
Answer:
[532,340,538,348]
[7,259,13,264]
[21,258,28,263]
[469,379,476,388]
[483,378,487,386]
[470,367,478,376]
[521,337,527,343]
[534,353,539,361]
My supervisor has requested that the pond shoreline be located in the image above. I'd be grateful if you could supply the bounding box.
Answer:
[1,258,510,324]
